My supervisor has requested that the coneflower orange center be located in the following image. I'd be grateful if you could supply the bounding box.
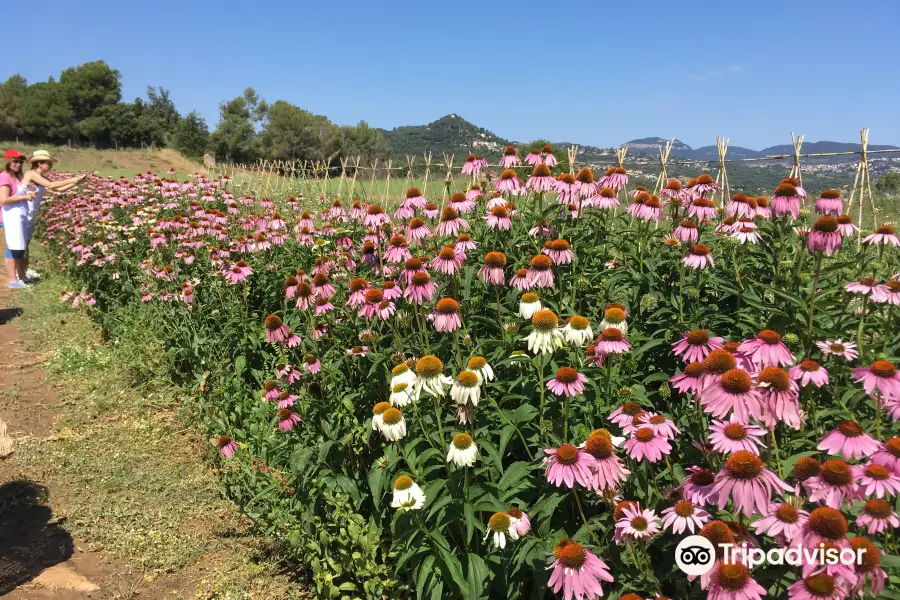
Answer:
[794,457,822,482]
[724,423,747,440]
[453,432,473,449]
[720,369,752,394]
[484,251,507,267]
[635,427,655,443]
[775,504,799,523]
[821,459,852,486]
[382,408,402,425]
[686,329,709,345]
[684,362,706,378]
[569,315,589,329]
[364,289,383,304]
[532,164,551,177]
[601,328,624,342]
[808,507,848,540]
[800,360,820,372]
[870,360,897,377]
[218,435,232,447]
[674,500,694,517]
[864,464,890,481]
[849,537,879,571]
[436,298,460,314]
[394,475,413,490]
[467,356,487,370]
[725,450,763,479]
[411,272,430,286]
[759,367,791,391]
[530,255,552,270]
[876,225,895,235]
[456,370,479,387]
[690,244,710,256]
[700,521,735,547]
[556,443,579,464]
[604,308,626,323]
[837,420,863,437]
[585,434,613,459]
[417,355,444,378]
[813,216,838,233]
[264,314,283,329]
[885,437,900,457]
[630,516,648,531]
[554,539,586,570]
[532,309,558,330]
[555,367,579,384]
[716,563,750,591]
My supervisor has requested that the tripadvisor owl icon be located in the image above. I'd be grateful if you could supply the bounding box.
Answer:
[675,535,716,576]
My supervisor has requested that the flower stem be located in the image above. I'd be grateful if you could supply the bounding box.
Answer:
[572,488,601,546]
[884,304,895,355]
[857,295,869,361]
[806,252,824,352]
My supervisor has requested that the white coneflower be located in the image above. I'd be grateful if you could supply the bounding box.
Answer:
[485,512,519,549]
[380,407,407,441]
[467,356,495,384]
[518,292,542,319]
[451,370,482,406]
[390,362,417,390]
[525,309,564,355]
[389,382,413,407]
[599,306,628,334]
[372,402,391,432]
[562,315,593,346]
[447,432,478,466]
[415,355,453,398]
[391,475,426,510]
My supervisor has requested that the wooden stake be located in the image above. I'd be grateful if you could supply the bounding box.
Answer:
[715,137,730,206]
[422,152,433,196]
[567,145,578,175]
[654,138,675,194]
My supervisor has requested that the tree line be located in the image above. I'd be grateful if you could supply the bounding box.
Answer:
[0,60,392,168]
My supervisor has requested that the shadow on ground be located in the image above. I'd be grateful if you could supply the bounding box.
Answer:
[0,479,73,595]
[0,308,23,326]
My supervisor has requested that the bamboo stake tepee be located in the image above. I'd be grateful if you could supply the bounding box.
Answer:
[846,128,879,250]
[714,137,730,206]
[654,138,675,194]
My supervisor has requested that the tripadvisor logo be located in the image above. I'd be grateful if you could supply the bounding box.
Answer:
[674,535,867,576]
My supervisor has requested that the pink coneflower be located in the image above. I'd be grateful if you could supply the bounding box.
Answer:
[816,339,858,361]
[509,268,531,290]
[406,217,430,241]
[486,191,507,209]
[771,182,800,220]
[599,167,628,191]
[529,219,553,237]
[547,539,614,600]
[625,427,671,463]
[672,219,699,243]
[525,163,555,193]
[495,169,523,195]
[500,145,520,167]
[634,193,663,222]
[713,450,791,517]
[225,260,252,284]
[295,282,315,311]
[660,178,683,201]
[590,187,620,210]
[849,537,887,598]
[347,278,369,308]
[863,224,900,246]
[301,353,321,375]
[873,280,900,305]
[671,362,706,394]
[402,271,436,306]
[594,328,631,357]
[217,435,238,458]
[638,413,680,439]
[757,366,802,430]
[364,204,390,229]
[430,245,464,275]
[264,314,290,343]
[832,214,857,237]
[541,144,558,167]
[818,421,880,460]
[506,507,531,537]
[700,368,763,424]
[547,367,588,397]
[450,191,476,213]
[856,462,900,499]
[808,216,842,256]
[433,298,462,333]
[453,233,477,254]
[460,153,481,176]
[616,505,661,539]
[277,408,301,431]
[381,280,402,301]
[435,206,469,237]
[608,401,645,428]
[688,198,717,220]
[708,417,767,454]
[484,204,512,230]
[311,273,335,298]
[738,329,795,368]
[543,443,597,489]
[707,562,766,600]
[672,329,724,363]
[583,430,630,491]
[524,148,542,165]
[555,173,579,206]
[682,244,714,270]
[733,225,763,245]
[574,168,597,199]
[725,193,757,218]
[753,503,808,543]
[872,437,900,474]
[403,187,426,209]
[347,345,369,357]
[527,254,554,288]
[857,498,899,534]
[275,391,298,409]
[422,202,439,219]
[852,360,900,398]
[846,276,881,296]
[376,300,396,320]
[804,458,858,508]
[815,189,843,215]
[680,467,718,505]
[479,252,507,285]
[788,359,829,388]
[358,289,384,320]
[384,235,412,264]
[400,257,427,284]
[787,572,848,600]
[661,499,710,534]
[542,238,574,265]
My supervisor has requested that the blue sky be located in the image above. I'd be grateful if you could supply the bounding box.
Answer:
[5,0,898,149]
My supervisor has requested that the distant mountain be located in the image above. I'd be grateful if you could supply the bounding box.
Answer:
[760,141,900,156]
[680,145,761,160]
[623,138,693,154]
[379,114,509,159]
[622,137,900,162]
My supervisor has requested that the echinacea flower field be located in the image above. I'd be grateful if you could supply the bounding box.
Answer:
[40,155,900,600]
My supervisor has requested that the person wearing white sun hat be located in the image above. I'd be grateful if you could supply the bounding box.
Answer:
[19,150,87,282]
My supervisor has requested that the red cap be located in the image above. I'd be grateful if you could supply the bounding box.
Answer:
[3,149,25,160]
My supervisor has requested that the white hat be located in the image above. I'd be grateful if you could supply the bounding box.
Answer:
[27,150,57,164]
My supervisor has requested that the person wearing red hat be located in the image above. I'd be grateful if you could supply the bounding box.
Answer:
[1,149,37,288]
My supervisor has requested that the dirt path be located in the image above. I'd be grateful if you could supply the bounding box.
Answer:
[0,240,299,598]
